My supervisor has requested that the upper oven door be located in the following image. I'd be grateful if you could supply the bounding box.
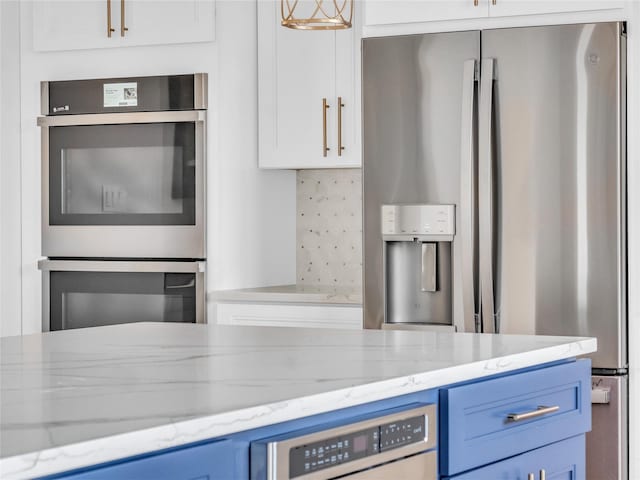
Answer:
[39,111,206,258]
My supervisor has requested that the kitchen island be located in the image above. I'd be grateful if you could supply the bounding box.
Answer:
[0,323,595,479]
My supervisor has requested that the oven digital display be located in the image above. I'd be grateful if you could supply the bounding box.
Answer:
[103,82,138,108]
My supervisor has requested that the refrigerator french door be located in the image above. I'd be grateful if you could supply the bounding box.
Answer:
[363,22,627,480]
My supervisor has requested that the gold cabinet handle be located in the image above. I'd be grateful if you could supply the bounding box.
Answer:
[107,0,115,37]
[337,96,345,156]
[540,470,546,480]
[492,0,497,4]
[322,98,330,157]
[120,0,129,36]
[507,405,560,422]
[474,0,479,6]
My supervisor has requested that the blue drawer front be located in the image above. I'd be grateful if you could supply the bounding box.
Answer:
[44,439,235,480]
[440,360,591,475]
[444,435,586,480]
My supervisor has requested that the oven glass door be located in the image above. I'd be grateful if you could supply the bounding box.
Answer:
[48,122,195,226]
[49,271,197,330]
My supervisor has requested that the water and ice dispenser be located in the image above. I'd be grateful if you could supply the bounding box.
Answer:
[382,205,455,328]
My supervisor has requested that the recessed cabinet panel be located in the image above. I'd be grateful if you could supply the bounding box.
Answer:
[440,360,591,476]
[364,0,625,28]
[275,27,336,164]
[33,0,215,52]
[443,435,585,480]
[119,0,215,47]
[55,439,234,479]
[335,28,360,167]
[258,0,360,169]
[364,0,490,26]
[216,303,363,329]
[488,0,625,17]
[33,1,118,52]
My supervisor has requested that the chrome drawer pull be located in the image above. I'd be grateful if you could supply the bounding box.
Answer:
[506,405,560,422]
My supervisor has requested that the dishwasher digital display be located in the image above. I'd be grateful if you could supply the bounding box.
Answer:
[289,415,426,478]
[352,434,368,453]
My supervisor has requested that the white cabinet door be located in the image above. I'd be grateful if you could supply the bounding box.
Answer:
[335,28,361,167]
[364,0,490,26]
[488,0,625,17]
[33,0,215,52]
[33,1,118,52]
[120,0,215,47]
[216,303,363,329]
[258,1,360,169]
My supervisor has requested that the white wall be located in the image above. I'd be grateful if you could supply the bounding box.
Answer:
[0,1,23,337]
[11,0,295,335]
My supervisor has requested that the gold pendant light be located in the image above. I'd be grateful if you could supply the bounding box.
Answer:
[281,0,353,30]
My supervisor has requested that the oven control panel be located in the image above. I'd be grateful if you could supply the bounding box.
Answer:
[289,414,426,478]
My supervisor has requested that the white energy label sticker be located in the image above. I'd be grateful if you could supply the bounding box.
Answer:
[103,82,138,107]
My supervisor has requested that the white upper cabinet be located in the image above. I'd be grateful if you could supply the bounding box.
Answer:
[364,0,624,27]
[488,0,625,17]
[258,1,361,169]
[365,0,489,26]
[33,1,215,52]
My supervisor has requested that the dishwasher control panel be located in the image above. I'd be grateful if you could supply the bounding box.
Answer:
[252,404,437,480]
[289,414,426,478]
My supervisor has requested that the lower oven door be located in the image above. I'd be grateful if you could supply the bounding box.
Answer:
[39,259,205,331]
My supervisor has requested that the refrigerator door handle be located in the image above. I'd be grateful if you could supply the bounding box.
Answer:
[460,59,479,333]
[479,57,497,333]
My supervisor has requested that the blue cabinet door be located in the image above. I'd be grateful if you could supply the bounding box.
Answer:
[45,439,236,480]
[444,435,586,480]
[440,360,591,475]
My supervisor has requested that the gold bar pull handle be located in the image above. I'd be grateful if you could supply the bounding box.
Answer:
[107,0,115,37]
[492,0,497,4]
[322,98,330,157]
[540,470,546,480]
[120,0,129,36]
[474,0,479,6]
[337,96,345,156]
[506,405,560,422]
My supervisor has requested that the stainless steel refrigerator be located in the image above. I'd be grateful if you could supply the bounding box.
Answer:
[363,23,627,479]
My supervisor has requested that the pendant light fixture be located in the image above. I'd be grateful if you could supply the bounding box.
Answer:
[281,0,353,30]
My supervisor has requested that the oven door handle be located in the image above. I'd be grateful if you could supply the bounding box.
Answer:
[37,110,206,127]
[165,279,196,289]
[38,259,205,274]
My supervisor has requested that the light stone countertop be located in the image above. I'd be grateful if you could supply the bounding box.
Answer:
[0,323,595,479]
[211,284,363,305]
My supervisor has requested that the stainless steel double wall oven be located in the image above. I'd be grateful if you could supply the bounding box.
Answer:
[38,74,207,330]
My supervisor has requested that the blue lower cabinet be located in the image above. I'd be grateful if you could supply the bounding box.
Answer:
[44,439,235,480]
[439,360,591,476]
[443,434,586,480]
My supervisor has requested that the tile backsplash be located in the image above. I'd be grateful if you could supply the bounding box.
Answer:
[297,169,362,287]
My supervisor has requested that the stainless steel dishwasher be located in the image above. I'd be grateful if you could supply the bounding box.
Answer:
[250,404,437,480]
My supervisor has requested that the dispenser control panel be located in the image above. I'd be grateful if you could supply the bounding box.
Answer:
[381,204,455,236]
